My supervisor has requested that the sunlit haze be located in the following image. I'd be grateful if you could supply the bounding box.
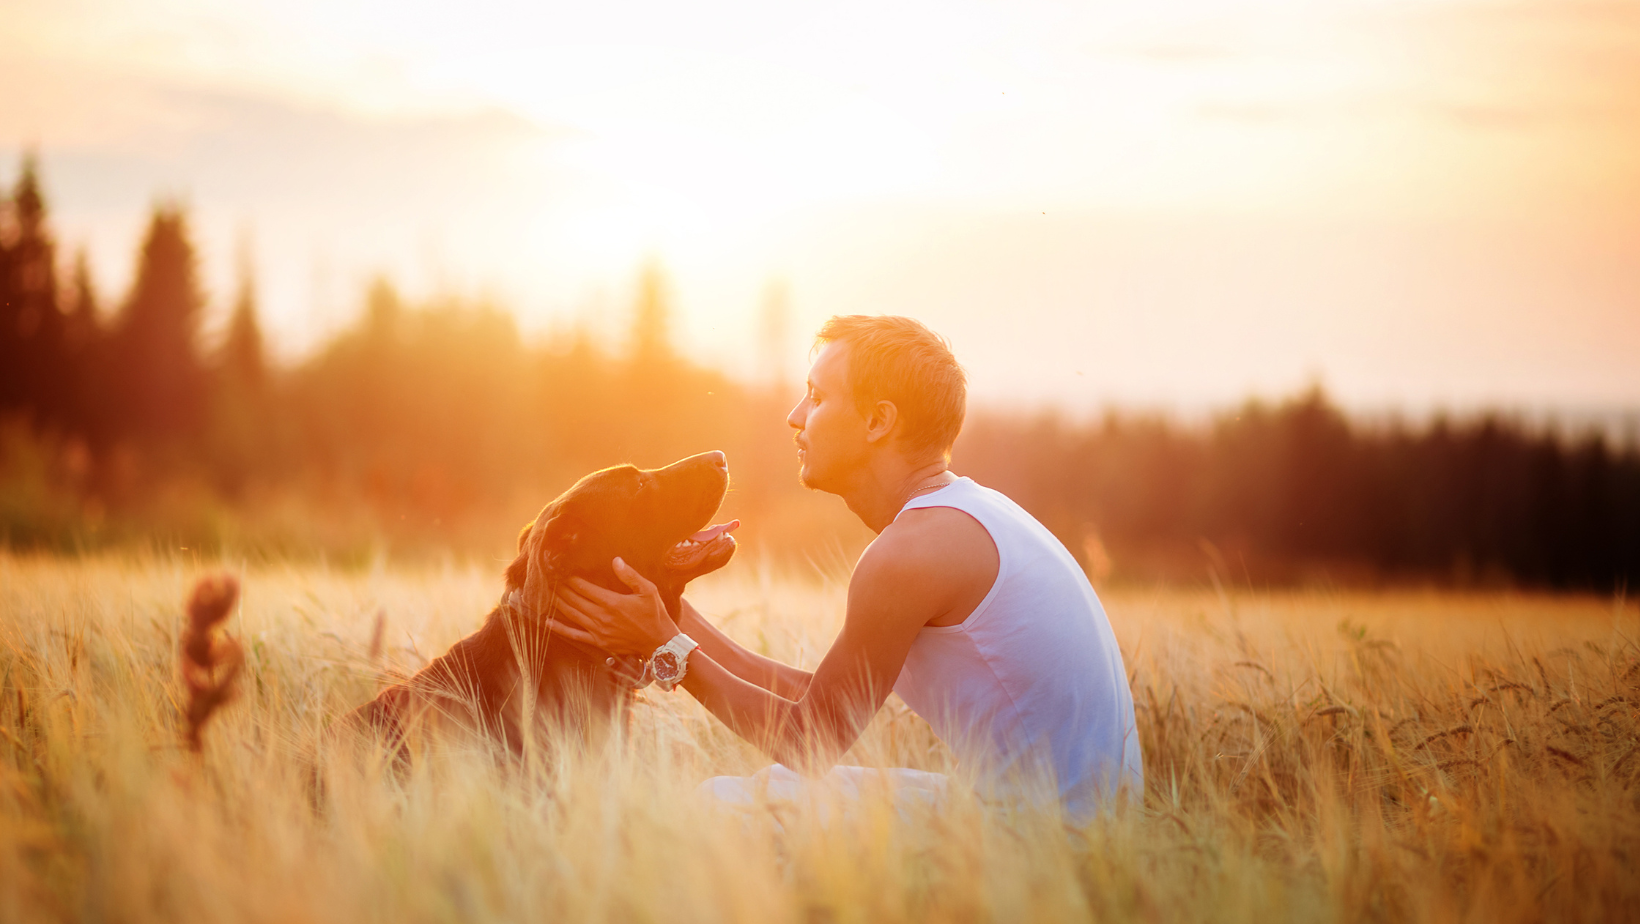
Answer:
[4,0,1638,415]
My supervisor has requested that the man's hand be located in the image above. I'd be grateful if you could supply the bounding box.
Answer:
[549,557,680,658]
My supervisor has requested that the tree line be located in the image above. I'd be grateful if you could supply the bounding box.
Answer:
[3,155,1637,588]
[956,395,1639,589]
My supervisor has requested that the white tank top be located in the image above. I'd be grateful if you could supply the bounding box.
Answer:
[892,477,1143,817]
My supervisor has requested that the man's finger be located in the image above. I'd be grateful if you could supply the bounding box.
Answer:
[548,594,602,629]
[548,589,585,616]
[565,575,627,606]
[611,557,657,595]
[553,580,620,618]
[555,601,610,633]
[543,618,601,648]
[560,576,603,600]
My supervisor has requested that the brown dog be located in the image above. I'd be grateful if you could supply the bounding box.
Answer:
[345,450,737,760]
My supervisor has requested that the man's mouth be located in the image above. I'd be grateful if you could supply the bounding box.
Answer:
[664,519,740,570]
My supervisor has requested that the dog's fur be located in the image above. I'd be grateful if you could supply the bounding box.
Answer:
[344,451,735,760]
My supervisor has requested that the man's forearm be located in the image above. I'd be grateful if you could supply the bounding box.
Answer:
[677,599,812,700]
[678,650,843,773]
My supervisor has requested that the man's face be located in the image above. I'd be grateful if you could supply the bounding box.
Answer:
[787,342,871,491]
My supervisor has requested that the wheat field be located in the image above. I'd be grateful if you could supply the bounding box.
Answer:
[1,551,1637,923]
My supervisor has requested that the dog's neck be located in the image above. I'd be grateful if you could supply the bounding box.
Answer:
[504,574,685,638]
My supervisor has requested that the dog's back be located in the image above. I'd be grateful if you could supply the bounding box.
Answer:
[345,599,620,761]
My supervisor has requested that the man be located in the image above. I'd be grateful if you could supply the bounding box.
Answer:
[549,315,1142,818]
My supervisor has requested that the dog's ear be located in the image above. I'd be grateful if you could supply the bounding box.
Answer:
[534,511,581,568]
[520,510,582,613]
[503,521,534,591]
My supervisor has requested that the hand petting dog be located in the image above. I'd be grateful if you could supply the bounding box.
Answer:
[549,556,681,658]
[548,514,739,681]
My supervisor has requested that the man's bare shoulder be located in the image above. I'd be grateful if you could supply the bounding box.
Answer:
[852,506,999,627]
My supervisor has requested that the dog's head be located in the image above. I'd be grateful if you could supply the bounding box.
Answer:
[507,451,738,618]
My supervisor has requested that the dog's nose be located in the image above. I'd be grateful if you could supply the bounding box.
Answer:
[705,450,727,469]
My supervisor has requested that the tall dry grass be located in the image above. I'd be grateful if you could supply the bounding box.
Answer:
[0,551,1636,923]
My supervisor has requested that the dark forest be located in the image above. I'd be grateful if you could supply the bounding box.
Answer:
[3,156,1636,589]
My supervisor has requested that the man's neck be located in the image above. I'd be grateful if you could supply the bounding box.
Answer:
[842,458,957,534]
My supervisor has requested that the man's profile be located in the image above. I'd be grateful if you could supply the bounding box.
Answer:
[548,314,1142,818]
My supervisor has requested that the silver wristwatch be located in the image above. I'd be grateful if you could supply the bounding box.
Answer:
[648,633,699,692]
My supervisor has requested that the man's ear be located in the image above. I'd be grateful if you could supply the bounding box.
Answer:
[863,399,900,444]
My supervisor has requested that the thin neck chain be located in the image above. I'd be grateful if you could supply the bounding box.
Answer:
[902,474,955,508]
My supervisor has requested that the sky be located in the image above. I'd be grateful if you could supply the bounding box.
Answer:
[2,0,1638,418]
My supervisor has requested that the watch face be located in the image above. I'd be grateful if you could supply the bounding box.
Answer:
[652,651,682,683]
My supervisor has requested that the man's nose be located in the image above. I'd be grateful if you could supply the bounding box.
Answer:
[705,450,727,469]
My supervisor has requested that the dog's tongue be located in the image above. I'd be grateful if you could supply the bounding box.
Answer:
[687,520,740,543]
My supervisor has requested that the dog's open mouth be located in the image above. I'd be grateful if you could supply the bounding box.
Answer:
[664,519,740,572]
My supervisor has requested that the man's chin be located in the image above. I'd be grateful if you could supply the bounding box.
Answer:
[798,466,843,495]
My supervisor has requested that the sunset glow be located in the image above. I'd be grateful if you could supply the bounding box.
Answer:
[3,0,1638,411]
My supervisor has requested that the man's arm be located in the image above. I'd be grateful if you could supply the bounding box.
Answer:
[549,508,995,773]
[676,599,812,700]
[676,541,936,771]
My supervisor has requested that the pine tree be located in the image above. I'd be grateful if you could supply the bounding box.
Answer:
[621,260,699,461]
[63,250,100,351]
[0,153,67,421]
[108,204,207,442]
[758,279,791,391]
[207,255,270,495]
[0,172,12,407]
[60,249,106,439]
[218,260,265,390]
[363,276,403,346]
[630,260,672,366]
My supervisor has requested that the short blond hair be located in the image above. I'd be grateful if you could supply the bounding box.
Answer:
[815,315,967,458]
